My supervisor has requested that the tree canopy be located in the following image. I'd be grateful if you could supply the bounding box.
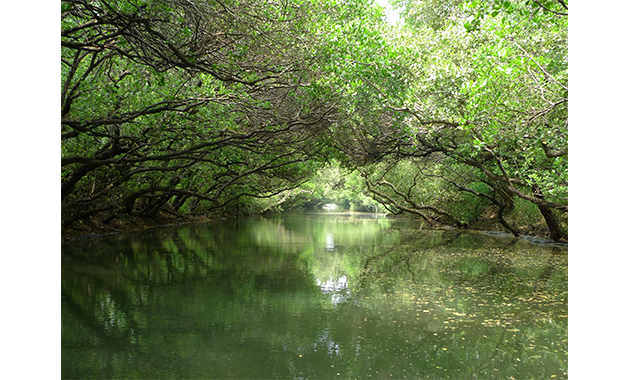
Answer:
[61,0,568,241]
[357,0,568,239]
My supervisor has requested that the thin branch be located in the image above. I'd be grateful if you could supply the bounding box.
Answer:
[531,0,568,16]
[512,41,568,92]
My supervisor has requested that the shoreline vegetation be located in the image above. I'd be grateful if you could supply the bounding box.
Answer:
[61,208,562,244]
[62,212,213,241]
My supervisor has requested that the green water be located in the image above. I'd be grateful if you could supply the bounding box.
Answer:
[61,213,568,379]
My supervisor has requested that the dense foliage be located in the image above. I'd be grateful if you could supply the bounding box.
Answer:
[328,0,568,240]
[61,0,568,240]
[61,0,356,222]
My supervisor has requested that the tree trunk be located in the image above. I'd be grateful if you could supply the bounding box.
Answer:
[171,194,189,212]
[532,185,565,242]
[537,204,564,242]
[497,203,520,237]
[143,195,172,217]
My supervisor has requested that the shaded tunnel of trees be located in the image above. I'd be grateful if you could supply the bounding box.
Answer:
[61,0,568,241]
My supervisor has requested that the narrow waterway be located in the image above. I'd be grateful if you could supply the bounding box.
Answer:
[62,212,568,379]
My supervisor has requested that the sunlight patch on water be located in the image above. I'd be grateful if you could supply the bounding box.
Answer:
[317,275,349,306]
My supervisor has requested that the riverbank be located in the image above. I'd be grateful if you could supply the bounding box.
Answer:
[61,212,215,241]
[62,210,564,243]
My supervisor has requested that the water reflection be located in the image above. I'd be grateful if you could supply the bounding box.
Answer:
[314,328,341,356]
[317,275,348,293]
[325,232,335,251]
[316,275,349,306]
[62,214,567,379]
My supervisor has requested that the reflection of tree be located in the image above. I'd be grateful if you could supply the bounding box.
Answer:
[358,244,419,289]
[63,218,567,379]
[357,231,464,290]
[534,247,566,290]
[470,326,508,379]
[62,287,133,352]
[348,230,567,378]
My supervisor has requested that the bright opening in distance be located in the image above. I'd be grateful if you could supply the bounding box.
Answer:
[374,0,401,25]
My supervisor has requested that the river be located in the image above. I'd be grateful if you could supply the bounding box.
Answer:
[61,212,568,379]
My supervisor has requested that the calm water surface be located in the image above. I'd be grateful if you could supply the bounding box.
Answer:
[62,213,568,379]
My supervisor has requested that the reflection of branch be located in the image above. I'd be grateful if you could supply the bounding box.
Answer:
[471,326,508,379]
[62,287,133,350]
[358,245,423,290]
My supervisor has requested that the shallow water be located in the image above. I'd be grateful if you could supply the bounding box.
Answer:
[62,213,568,379]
